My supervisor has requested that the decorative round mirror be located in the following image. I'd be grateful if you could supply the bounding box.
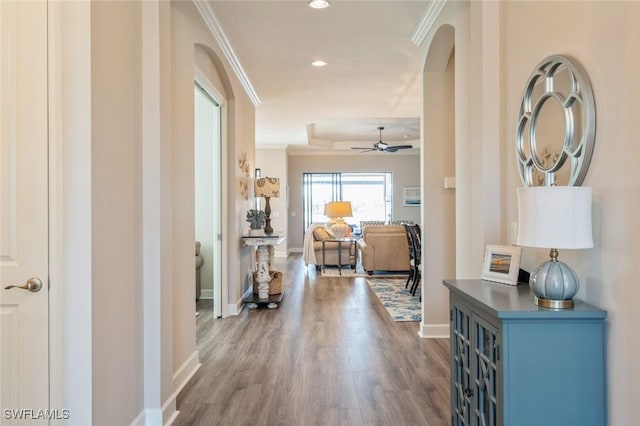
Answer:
[515,55,596,186]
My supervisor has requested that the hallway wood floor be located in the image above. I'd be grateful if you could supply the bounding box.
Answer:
[174,255,450,426]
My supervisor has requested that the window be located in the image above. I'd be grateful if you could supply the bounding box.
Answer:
[302,172,392,232]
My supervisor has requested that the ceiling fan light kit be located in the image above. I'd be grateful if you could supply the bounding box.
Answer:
[351,126,413,153]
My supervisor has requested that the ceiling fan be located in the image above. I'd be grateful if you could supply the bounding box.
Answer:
[351,126,413,153]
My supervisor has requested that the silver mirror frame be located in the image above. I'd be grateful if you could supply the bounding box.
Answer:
[515,54,596,186]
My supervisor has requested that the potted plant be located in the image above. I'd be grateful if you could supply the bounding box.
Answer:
[246,209,266,236]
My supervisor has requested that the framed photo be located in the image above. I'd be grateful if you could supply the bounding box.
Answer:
[481,244,522,285]
[403,187,421,207]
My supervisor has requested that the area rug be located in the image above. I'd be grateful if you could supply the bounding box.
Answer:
[366,278,421,322]
[320,264,368,277]
[320,264,409,279]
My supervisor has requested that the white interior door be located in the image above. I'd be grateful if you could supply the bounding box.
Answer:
[194,81,223,318]
[0,1,49,421]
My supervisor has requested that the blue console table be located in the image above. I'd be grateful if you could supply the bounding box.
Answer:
[443,279,607,426]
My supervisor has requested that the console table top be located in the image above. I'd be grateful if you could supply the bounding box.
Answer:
[241,231,286,247]
[443,279,607,320]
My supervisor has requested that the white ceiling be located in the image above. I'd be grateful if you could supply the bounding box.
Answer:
[208,1,430,152]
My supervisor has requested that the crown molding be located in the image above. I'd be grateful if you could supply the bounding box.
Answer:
[193,1,261,106]
[410,0,448,46]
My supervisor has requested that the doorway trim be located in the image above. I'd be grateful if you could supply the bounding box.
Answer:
[194,66,228,318]
[48,0,94,421]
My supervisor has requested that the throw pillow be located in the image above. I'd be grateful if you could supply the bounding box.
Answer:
[313,227,335,241]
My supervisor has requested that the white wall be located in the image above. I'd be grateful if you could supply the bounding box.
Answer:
[428,0,640,422]
[90,2,144,423]
[51,1,257,423]
[256,148,288,256]
[171,0,256,351]
[499,2,640,423]
[421,27,456,338]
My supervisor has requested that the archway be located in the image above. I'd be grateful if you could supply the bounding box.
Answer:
[193,44,232,320]
[420,24,456,337]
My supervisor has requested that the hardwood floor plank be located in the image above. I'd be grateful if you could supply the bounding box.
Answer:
[174,254,450,425]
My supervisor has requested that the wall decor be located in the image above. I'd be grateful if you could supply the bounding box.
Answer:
[515,54,596,187]
[238,152,250,176]
[481,244,522,285]
[240,177,249,200]
[238,152,251,200]
[403,187,421,206]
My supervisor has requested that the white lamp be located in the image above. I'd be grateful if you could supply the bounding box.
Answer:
[254,177,280,235]
[324,201,353,238]
[516,186,593,309]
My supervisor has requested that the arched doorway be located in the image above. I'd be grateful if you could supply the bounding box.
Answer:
[420,24,456,337]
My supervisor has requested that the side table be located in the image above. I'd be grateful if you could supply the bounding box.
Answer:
[241,231,286,309]
[321,238,357,275]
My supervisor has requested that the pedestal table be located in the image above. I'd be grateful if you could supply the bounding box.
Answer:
[241,231,286,309]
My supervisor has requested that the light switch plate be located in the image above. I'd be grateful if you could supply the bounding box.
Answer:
[444,177,456,189]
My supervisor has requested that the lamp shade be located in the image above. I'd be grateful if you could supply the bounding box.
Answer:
[254,177,280,198]
[516,186,593,249]
[324,201,353,219]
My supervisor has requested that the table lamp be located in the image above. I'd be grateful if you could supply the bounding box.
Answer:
[516,186,593,309]
[254,177,280,235]
[324,201,353,238]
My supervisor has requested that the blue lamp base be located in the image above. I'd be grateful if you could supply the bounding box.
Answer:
[530,249,579,309]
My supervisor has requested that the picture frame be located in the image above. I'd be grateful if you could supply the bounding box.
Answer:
[481,244,523,285]
[403,187,421,207]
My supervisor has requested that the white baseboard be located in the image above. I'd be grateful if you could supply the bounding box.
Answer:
[129,405,175,426]
[227,302,241,316]
[130,410,146,426]
[228,285,252,315]
[173,350,200,393]
[162,395,179,425]
[199,289,213,299]
[154,350,200,425]
[132,329,218,424]
[419,323,450,338]
[289,247,303,253]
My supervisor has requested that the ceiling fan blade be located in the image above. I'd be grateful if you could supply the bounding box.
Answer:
[351,147,372,150]
[388,145,413,150]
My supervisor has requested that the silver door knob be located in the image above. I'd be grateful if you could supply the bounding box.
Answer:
[4,277,43,292]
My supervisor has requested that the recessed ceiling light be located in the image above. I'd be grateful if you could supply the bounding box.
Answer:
[307,0,331,9]
[312,60,327,67]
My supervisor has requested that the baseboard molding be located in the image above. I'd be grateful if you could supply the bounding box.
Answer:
[129,404,176,426]
[227,301,241,316]
[199,289,213,299]
[128,358,198,426]
[162,394,179,426]
[289,247,303,253]
[164,406,180,426]
[154,350,200,425]
[173,350,200,393]
[228,285,252,315]
[130,410,146,426]
[419,323,450,338]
